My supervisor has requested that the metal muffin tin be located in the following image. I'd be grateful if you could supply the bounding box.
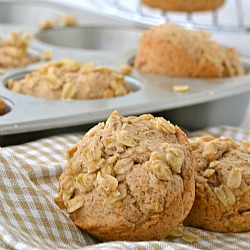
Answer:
[1,1,250,146]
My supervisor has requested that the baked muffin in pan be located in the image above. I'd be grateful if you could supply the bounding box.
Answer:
[0,31,43,69]
[7,59,132,100]
[134,23,244,78]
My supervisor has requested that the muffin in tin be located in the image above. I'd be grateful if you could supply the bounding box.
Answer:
[184,136,250,232]
[7,59,132,100]
[0,31,41,69]
[134,23,244,78]
[55,111,195,241]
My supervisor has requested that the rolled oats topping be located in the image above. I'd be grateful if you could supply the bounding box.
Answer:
[115,130,138,147]
[96,172,118,194]
[113,158,134,175]
[44,74,62,90]
[8,59,132,100]
[242,168,250,178]
[76,173,96,194]
[151,160,173,181]
[226,168,243,189]
[164,144,185,173]
[66,195,85,213]
[59,174,75,194]
[55,111,195,241]
[0,31,41,69]
[214,184,236,206]
[66,144,78,161]
[184,135,250,233]
[103,183,127,208]
[61,82,77,99]
[202,168,215,178]
[155,117,176,134]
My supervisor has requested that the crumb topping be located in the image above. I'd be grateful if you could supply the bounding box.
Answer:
[7,60,132,100]
[0,31,40,69]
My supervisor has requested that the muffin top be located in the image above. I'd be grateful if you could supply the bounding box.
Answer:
[184,135,250,232]
[0,32,40,69]
[134,23,244,77]
[190,136,250,193]
[7,59,132,100]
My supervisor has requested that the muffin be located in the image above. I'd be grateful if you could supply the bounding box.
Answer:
[134,23,244,78]
[141,0,225,12]
[0,97,5,115]
[0,31,40,69]
[7,59,131,100]
[184,136,250,232]
[55,111,195,241]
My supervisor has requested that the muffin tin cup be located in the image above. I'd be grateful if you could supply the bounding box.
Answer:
[36,25,144,52]
[1,1,250,146]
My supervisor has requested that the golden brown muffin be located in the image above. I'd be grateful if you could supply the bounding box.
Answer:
[142,0,225,12]
[0,32,40,69]
[184,136,250,232]
[7,59,131,100]
[0,97,5,115]
[134,23,244,78]
[55,111,195,241]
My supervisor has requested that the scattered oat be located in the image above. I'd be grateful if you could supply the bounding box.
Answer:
[41,51,52,61]
[173,85,189,93]
[60,13,78,27]
[181,231,198,243]
[169,224,198,243]
[39,19,57,30]
[119,65,133,74]
[39,13,78,30]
